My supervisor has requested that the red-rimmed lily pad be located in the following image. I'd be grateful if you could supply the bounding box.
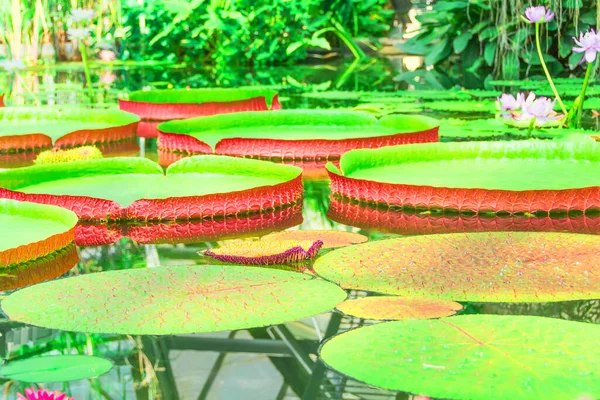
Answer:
[75,203,303,246]
[157,111,439,172]
[202,239,323,265]
[319,315,600,400]
[1,265,347,334]
[261,230,367,249]
[0,199,77,267]
[0,155,303,221]
[0,355,113,382]
[327,198,600,235]
[337,297,462,320]
[119,88,281,138]
[313,232,600,302]
[0,107,139,154]
[0,244,78,291]
[328,140,600,214]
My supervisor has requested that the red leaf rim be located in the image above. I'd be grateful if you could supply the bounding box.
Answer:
[327,197,600,235]
[118,94,281,122]
[203,240,324,265]
[0,244,78,291]
[74,203,303,246]
[157,127,439,164]
[0,94,4,107]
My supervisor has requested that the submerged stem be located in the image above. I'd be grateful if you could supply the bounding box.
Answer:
[535,23,568,115]
[80,42,95,104]
[576,62,594,128]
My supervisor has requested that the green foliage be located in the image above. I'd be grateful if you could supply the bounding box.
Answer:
[0,355,112,382]
[119,0,392,65]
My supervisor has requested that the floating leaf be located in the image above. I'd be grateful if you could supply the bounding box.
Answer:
[328,141,600,213]
[261,230,367,249]
[34,146,103,165]
[2,265,347,334]
[0,199,77,267]
[314,232,600,302]
[337,297,462,320]
[0,355,112,382]
[202,239,323,265]
[320,315,600,400]
[0,156,303,221]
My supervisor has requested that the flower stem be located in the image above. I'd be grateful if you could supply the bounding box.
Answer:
[576,62,594,128]
[535,23,567,115]
[79,42,94,104]
[527,117,536,138]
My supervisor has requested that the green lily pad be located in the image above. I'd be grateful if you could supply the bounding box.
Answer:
[0,355,113,382]
[0,156,302,221]
[158,110,440,150]
[320,315,600,400]
[422,100,497,113]
[2,265,347,334]
[0,107,139,152]
[0,199,77,267]
[313,232,600,302]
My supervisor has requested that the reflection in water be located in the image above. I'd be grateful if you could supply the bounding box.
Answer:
[75,204,303,246]
[328,197,600,235]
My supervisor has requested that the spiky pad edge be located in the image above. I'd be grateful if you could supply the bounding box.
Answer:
[157,127,439,163]
[0,122,139,154]
[204,240,323,265]
[0,227,75,267]
[328,198,600,235]
[0,175,304,222]
[328,169,600,214]
[74,203,303,246]
[119,94,281,122]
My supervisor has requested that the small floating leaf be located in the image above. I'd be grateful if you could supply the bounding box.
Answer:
[337,297,462,320]
[261,230,367,249]
[0,355,112,382]
[202,239,323,265]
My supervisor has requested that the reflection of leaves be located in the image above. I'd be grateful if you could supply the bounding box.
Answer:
[314,232,600,302]
[3,265,346,334]
[320,315,600,399]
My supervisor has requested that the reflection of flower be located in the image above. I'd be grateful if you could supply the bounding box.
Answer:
[70,8,95,23]
[17,388,73,400]
[0,59,25,72]
[573,29,600,64]
[524,6,554,23]
[499,92,563,125]
[100,71,117,85]
[67,27,91,42]
[98,50,116,62]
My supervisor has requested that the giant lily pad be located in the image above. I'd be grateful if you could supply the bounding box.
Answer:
[0,355,112,382]
[2,265,347,334]
[261,229,367,249]
[157,111,439,171]
[337,297,462,321]
[314,232,600,302]
[0,107,139,154]
[0,199,77,267]
[119,88,280,138]
[0,155,303,221]
[327,198,600,235]
[327,141,600,214]
[319,315,600,400]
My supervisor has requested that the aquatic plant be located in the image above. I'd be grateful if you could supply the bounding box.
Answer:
[337,297,462,321]
[319,315,600,399]
[523,5,554,23]
[17,388,73,400]
[313,232,600,302]
[1,265,347,334]
[3,355,112,383]
[261,229,367,249]
[202,239,323,265]
[34,146,103,165]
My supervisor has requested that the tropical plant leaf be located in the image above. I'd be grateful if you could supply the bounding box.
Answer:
[313,232,600,302]
[337,297,462,320]
[0,355,113,383]
[2,265,347,334]
[201,239,323,265]
[319,315,600,399]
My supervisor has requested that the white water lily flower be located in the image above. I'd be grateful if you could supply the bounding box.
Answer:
[0,59,25,72]
[70,8,95,23]
[67,28,91,42]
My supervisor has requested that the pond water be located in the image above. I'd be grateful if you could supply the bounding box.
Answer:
[1,58,600,400]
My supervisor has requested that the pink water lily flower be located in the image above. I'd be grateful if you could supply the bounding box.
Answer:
[98,50,116,62]
[573,29,600,64]
[17,388,73,400]
[497,93,524,111]
[524,6,554,23]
